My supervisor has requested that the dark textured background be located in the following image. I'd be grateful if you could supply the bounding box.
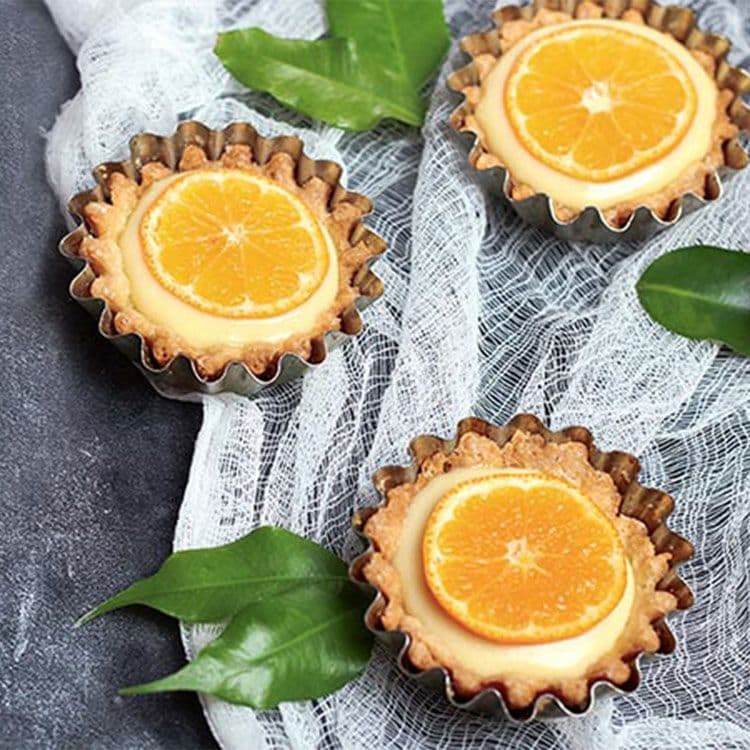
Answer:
[0,1,215,746]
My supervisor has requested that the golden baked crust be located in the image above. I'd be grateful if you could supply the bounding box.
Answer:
[360,419,689,712]
[451,1,740,228]
[79,142,379,380]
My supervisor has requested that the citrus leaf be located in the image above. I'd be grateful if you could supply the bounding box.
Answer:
[636,245,750,355]
[326,0,450,90]
[120,585,373,709]
[77,527,348,626]
[214,29,424,131]
[214,0,449,130]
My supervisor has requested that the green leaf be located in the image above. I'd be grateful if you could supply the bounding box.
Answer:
[214,0,449,130]
[326,0,450,90]
[77,527,348,626]
[636,245,750,355]
[215,30,423,131]
[120,585,373,709]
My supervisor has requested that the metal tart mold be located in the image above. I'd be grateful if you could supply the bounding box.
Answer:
[447,0,750,243]
[349,414,694,721]
[59,121,386,401]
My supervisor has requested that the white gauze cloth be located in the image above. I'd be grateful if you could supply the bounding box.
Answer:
[44,0,750,748]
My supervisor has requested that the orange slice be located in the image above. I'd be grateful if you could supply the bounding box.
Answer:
[140,170,330,319]
[422,472,627,644]
[505,22,698,182]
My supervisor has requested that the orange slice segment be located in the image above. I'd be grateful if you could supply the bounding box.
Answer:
[140,170,330,319]
[422,472,627,644]
[505,22,698,182]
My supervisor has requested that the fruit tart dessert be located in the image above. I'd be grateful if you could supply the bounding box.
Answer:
[449,0,750,237]
[61,122,384,395]
[353,416,693,717]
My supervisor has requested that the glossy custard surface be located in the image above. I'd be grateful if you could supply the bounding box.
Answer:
[393,467,635,680]
[475,20,718,210]
[118,173,340,349]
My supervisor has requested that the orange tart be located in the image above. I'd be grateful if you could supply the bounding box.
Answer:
[65,123,385,386]
[449,0,748,231]
[353,416,693,716]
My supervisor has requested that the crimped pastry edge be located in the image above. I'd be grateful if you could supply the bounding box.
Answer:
[59,121,386,400]
[349,414,694,721]
[446,0,750,243]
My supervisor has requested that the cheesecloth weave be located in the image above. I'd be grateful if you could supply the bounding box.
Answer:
[44,0,750,747]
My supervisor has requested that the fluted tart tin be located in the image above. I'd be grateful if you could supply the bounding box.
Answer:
[447,0,750,243]
[59,121,386,401]
[349,414,694,721]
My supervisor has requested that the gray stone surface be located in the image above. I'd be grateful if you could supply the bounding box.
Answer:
[0,1,215,746]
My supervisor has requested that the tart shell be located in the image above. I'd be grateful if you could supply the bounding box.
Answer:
[349,414,694,720]
[447,0,750,243]
[59,121,386,401]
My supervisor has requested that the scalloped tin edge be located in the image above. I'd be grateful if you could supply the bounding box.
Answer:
[349,414,694,721]
[59,120,386,401]
[446,0,750,243]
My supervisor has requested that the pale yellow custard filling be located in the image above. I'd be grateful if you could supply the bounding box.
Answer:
[118,173,340,350]
[474,19,718,210]
[393,466,635,681]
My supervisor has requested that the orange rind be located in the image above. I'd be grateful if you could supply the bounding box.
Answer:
[422,472,627,644]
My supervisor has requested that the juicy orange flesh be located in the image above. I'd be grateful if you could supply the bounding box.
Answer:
[140,171,329,319]
[505,24,697,182]
[422,474,627,644]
